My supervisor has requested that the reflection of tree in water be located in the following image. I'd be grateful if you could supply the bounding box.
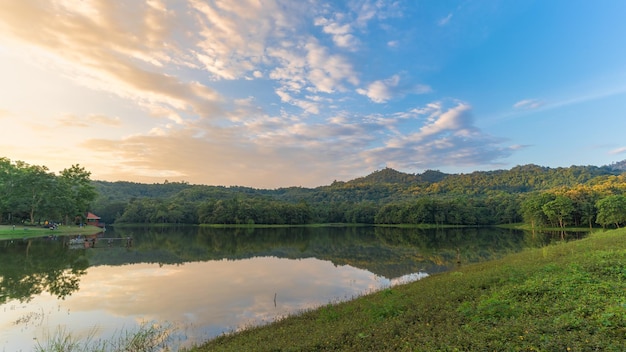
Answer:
[0,227,586,304]
[99,226,582,279]
[0,238,89,304]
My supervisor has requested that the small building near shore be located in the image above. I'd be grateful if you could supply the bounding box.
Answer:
[85,212,103,227]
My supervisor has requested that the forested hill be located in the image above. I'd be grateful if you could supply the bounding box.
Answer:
[93,163,618,202]
[342,167,448,185]
[89,162,626,227]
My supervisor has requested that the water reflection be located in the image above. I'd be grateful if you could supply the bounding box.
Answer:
[0,226,585,351]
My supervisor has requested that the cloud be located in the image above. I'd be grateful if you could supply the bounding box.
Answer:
[438,13,453,26]
[190,0,298,80]
[352,0,404,27]
[57,114,122,128]
[357,75,431,103]
[0,2,518,187]
[314,16,359,50]
[304,39,360,92]
[267,37,359,113]
[513,99,544,110]
[509,144,531,151]
[82,101,513,187]
[609,147,626,155]
[362,102,513,172]
[0,1,223,123]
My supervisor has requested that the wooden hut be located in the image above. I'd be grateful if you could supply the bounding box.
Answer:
[85,212,103,227]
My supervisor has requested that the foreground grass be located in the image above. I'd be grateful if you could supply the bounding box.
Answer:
[0,224,102,240]
[192,228,626,351]
[34,322,172,352]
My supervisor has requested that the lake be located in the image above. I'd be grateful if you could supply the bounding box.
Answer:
[0,226,584,351]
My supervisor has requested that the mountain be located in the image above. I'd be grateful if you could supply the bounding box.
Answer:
[347,167,448,185]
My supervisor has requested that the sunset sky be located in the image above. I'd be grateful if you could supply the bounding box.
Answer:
[1,1,625,188]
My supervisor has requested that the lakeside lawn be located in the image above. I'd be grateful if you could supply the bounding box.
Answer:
[191,228,626,351]
[0,224,102,240]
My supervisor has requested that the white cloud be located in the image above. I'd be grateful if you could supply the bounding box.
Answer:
[0,1,223,123]
[0,1,518,187]
[304,39,360,92]
[314,16,359,50]
[513,99,544,109]
[362,102,512,172]
[352,0,403,27]
[357,75,431,103]
[438,13,453,26]
[80,100,512,187]
[509,144,530,151]
[609,147,626,155]
[56,114,122,128]
[357,76,399,103]
[190,0,291,80]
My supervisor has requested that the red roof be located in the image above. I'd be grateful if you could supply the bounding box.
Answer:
[86,212,101,220]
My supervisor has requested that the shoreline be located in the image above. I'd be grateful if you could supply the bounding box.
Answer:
[0,224,103,240]
[191,228,626,351]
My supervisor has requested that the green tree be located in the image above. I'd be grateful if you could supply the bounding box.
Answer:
[596,195,626,228]
[15,162,56,224]
[541,196,574,228]
[521,193,556,228]
[59,164,97,224]
[0,157,17,223]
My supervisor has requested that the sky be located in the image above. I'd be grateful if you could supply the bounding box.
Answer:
[1,0,625,188]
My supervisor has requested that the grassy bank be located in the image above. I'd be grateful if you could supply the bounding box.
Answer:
[191,228,626,351]
[0,224,102,240]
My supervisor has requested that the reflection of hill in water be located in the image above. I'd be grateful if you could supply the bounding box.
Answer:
[80,226,562,279]
[0,227,582,303]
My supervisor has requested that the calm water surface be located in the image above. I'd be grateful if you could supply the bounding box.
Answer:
[0,226,583,351]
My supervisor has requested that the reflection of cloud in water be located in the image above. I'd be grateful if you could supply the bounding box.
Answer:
[2,256,424,351]
[390,272,429,286]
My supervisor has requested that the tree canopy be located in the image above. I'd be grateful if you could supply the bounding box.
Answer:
[0,158,96,225]
[2,156,625,228]
[89,161,626,228]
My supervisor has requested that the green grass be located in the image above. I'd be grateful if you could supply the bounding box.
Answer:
[0,224,102,240]
[33,322,172,352]
[189,228,626,351]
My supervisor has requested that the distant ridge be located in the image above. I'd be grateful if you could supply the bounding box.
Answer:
[347,167,448,185]
[90,162,624,225]
[606,159,626,172]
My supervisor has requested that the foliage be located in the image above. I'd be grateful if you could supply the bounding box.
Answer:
[2,156,625,227]
[0,157,96,225]
[542,195,575,228]
[95,163,626,227]
[0,236,89,304]
[596,194,626,228]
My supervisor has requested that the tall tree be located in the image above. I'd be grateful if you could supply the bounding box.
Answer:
[59,164,97,224]
[14,162,56,224]
[541,196,574,228]
[596,195,626,228]
[520,193,556,228]
[0,158,16,223]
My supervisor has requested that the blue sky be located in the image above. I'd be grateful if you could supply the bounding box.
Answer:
[1,0,625,188]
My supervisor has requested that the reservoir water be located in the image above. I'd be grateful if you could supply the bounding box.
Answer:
[0,226,583,351]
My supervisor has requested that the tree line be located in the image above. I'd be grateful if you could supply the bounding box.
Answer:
[90,163,626,228]
[2,156,625,228]
[0,158,96,225]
